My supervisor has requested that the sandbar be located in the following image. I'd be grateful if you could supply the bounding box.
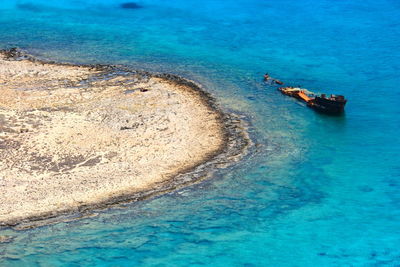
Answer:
[0,49,248,228]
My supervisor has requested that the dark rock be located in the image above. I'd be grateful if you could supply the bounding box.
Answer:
[1,47,21,58]
[120,2,143,9]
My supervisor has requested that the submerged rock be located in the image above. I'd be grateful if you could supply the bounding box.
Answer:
[16,3,42,12]
[0,235,14,243]
[120,2,143,9]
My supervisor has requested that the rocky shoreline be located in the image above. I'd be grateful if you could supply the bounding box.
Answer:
[0,48,250,229]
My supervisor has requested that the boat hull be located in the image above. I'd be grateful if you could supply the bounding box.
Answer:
[308,96,347,115]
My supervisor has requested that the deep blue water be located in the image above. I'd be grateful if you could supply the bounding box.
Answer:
[1,0,400,266]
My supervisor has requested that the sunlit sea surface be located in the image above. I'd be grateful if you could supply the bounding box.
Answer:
[1,0,399,266]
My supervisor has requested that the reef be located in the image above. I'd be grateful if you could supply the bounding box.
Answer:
[120,2,143,9]
[0,49,250,228]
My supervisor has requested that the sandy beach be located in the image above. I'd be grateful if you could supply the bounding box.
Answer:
[0,49,248,228]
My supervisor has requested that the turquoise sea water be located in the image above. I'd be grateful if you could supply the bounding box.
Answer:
[1,0,400,266]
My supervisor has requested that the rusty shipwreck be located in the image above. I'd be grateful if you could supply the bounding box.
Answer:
[278,87,347,115]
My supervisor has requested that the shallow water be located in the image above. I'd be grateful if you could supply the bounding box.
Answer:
[1,0,400,266]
